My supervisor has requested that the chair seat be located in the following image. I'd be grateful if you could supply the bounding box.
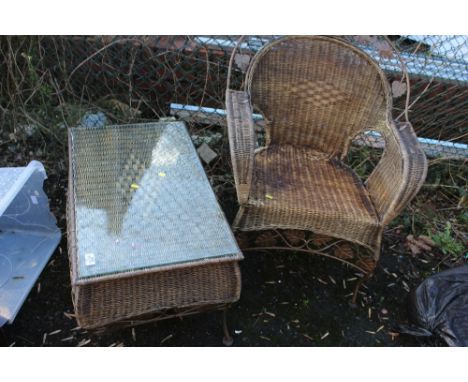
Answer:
[235,145,381,248]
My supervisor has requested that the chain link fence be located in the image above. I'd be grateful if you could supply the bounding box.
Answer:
[1,35,467,159]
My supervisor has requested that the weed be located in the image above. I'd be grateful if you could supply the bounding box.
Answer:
[430,222,465,258]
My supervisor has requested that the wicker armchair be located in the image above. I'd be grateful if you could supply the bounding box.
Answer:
[226,36,427,295]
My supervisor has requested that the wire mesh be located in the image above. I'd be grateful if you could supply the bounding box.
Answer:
[1,35,467,158]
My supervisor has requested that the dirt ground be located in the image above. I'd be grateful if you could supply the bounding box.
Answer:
[0,230,444,347]
[0,129,464,347]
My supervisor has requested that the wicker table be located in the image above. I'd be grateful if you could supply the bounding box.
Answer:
[67,122,242,339]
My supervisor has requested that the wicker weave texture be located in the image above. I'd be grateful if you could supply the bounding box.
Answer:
[246,37,389,157]
[234,145,381,250]
[227,36,427,266]
[67,122,242,328]
[69,122,241,280]
[73,261,241,329]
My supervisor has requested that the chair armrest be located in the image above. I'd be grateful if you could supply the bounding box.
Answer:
[366,121,427,226]
[226,89,256,205]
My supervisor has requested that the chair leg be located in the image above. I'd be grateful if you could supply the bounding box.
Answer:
[222,308,234,346]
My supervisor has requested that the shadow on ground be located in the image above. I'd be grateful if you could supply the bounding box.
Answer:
[2,230,441,346]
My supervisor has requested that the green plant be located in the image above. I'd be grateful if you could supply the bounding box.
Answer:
[430,222,465,257]
[346,145,383,181]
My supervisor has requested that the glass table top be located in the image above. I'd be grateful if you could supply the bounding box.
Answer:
[70,122,241,280]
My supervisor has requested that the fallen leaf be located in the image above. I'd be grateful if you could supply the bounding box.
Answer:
[234,53,250,73]
[333,243,355,260]
[283,230,305,246]
[418,235,435,247]
[356,257,376,272]
[392,80,407,98]
[197,142,217,164]
[372,39,394,59]
[406,234,434,255]
[312,234,334,247]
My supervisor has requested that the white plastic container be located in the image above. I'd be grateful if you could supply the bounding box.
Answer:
[0,161,61,326]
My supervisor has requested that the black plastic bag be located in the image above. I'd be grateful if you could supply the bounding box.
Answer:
[399,265,468,346]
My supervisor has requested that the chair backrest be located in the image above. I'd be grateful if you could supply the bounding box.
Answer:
[244,36,392,157]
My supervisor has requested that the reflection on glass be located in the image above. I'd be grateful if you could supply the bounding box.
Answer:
[71,123,239,280]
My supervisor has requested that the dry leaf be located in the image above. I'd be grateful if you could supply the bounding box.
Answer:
[283,230,305,246]
[234,54,250,73]
[356,257,376,272]
[418,235,435,247]
[392,80,407,98]
[312,234,334,247]
[372,40,394,59]
[334,243,355,260]
[197,142,217,164]
[406,234,434,256]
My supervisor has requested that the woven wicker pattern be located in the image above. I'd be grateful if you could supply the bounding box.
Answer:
[73,261,241,329]
[225,90,255,204]
[69,123,241,279]
[67,122,242,328]
[234,146,381,250]
[278,79,351,107]
[246,37,388,156]
[226,36,427,269]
